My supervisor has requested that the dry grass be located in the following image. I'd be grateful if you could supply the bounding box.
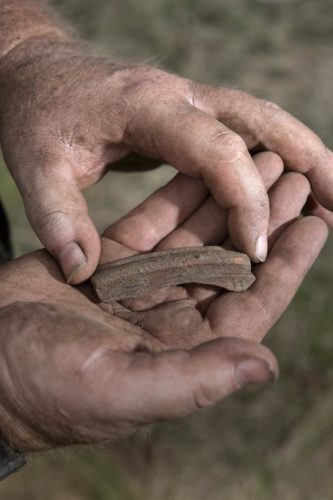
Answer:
[1,0,333,498]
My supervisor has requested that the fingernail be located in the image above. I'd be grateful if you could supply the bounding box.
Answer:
[255,234,268,262]
[236,357,276,387]
[58,242,87,283]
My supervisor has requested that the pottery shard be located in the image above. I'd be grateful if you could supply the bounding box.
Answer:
[91,246,255,303]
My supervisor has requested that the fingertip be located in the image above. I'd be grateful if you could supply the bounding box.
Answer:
[253,151,284,189]
[228,207,269,263]
[56,223,101,285]
[254,233,268,263]
[212,337,279,384]
[19,165,102,283]
[235,356,278,387]
[67,236,101,285]
[58,242,87,283]
[300,215,329,243]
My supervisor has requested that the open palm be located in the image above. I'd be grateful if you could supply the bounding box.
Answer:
[0,153,327,453]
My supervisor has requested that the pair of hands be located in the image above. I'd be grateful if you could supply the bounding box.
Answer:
[0,152,327,453]
[0,18,330,452]
[0,37,333,285]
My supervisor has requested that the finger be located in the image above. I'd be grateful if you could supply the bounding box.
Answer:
[156,152,283,312]
[156,195,227,249]
[103,173,208,252]
[195,86,333,212]
[303,193,333,228]
[156,152,283,250]
[100,337,278,424]
[127,101,270,262]
[267,172,310,245]
[255,151,285,189]
[99,239,137,266]
[102,153,281,314]
[19,166,101,284]
[223,172,311,250]
[206,216,328,342]
[193,172,312,312]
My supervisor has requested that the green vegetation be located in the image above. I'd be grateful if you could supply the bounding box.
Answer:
[0,0,333,498]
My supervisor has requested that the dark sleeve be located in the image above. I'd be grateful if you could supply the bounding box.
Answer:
[0,200,13,264]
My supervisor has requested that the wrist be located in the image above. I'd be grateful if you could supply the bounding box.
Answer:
[0,389,48,453]
[0,347,48,452]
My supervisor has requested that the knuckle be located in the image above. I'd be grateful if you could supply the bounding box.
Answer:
[209,129,246,154]
[254,190,270,211]
[224,132,246,152]
[32,207,81,252]
[119,67,189,138]
[259,99,283,119]
[242,189,269,213]
[120,66,184,104]
[192,380,218,410]
[35,209,66,235]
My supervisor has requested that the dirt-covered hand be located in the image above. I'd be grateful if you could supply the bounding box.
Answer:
[0,37,332,284]
[0,153,327,453]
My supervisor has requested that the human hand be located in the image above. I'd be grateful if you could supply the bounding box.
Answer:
[0,153,327,453]
[0,37,332,284]
[103,151,328,344]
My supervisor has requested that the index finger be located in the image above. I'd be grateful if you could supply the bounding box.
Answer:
[127,99,270,262]
[195,86,333,211]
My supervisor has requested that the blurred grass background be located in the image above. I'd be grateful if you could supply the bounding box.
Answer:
[0,0,333,498]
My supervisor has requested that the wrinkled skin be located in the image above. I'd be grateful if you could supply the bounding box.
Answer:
[0,36,332,284]
[0,153,328,453]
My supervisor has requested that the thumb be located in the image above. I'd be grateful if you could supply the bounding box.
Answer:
[21,167,101,284]
[108,337,279,424]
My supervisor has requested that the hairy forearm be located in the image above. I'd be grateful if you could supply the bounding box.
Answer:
[0,0,73,60]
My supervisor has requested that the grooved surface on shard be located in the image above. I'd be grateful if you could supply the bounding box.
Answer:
[91,246,255,302]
